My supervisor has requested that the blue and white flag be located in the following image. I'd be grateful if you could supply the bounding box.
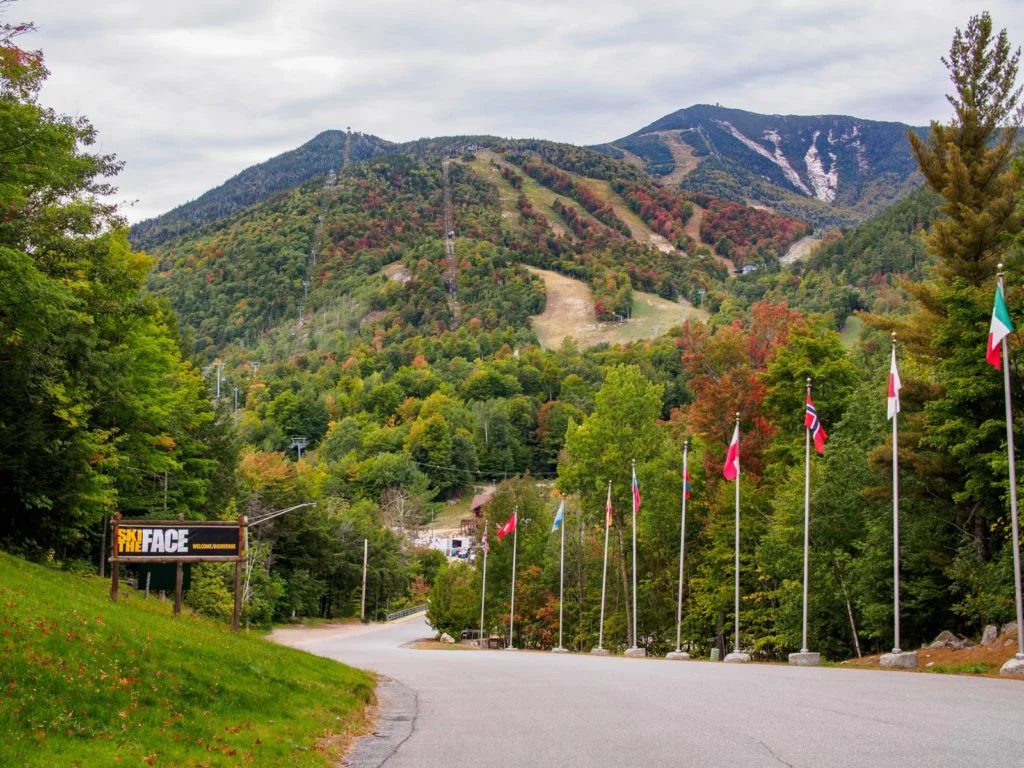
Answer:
[551,499,565,532]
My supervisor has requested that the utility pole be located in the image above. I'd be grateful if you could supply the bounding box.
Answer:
[215,363,223,401]
[233,387,239,414]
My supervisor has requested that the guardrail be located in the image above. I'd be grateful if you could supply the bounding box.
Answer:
[386,603,428,622]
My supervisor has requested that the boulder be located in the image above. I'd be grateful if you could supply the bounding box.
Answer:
[929,630,957,648]
[981,624,999,647]
[439,632,455,644]
[1000,621,1019,637]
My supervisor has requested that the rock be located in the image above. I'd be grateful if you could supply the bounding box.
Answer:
[1005,638,1015,647]
[880,651,919,669]
[981,624,999,647]
[926,661,935,668]
[929,630,957,648]
[1000,621,1019,637]
[439,632,455,644]
[788,651,821,666]
[1000,657,1024,677]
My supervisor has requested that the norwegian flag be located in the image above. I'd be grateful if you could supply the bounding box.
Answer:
[632,467,642,513]
[497,511,516,540]
[805,395,827,454]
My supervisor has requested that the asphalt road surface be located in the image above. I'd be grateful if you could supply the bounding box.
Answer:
[291,618,1024,768]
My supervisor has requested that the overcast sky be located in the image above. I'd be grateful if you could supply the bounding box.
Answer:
[23,0,1024,222]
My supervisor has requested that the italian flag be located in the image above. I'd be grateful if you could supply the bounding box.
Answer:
[987,282,1014,370]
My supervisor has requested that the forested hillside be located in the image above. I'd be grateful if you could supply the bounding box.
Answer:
[599,104,928,229]
[130,130,392,249]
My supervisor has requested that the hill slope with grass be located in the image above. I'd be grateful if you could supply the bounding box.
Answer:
[0,553,373,767]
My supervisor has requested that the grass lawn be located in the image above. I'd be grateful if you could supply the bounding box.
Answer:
[0,552,374,767]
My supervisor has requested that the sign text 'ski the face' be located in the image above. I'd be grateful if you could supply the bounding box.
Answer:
[116,524,240,559]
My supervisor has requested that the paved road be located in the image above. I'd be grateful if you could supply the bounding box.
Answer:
[292,618,1024,768]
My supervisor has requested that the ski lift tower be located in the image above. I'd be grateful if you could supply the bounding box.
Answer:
[290,437,309,461]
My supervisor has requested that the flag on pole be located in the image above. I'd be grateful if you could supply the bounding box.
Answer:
[551,499,565,532]
[987,282,1014,370]
[497,511,516,540]
[805,395,827,454]
[723,422,740,480]
[683,469,692,500]
[887,346,901,420]
[632,467,642,512]
[480,529,489,554]
[605,484,613,527]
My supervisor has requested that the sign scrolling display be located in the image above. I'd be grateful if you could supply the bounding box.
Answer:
[116,523,241,558]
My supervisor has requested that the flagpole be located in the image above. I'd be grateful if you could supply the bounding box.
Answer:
[998,266,1024,671]
[789,379,820,665]
[802,378,811,653]
[733,413,741,655]
[668,440,691,660]
[892,334,901,656]
[508,506,518,650]
[629,459,639,654]
[479,521,488,648]
[724,412,749,662]
[554,501,567,653]
[881,334,916,668]
[592,482,611,655]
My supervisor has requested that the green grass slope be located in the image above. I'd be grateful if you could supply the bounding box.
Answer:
[0,553,373,767]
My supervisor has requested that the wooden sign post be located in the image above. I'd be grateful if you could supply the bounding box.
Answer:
[109,516,248,631]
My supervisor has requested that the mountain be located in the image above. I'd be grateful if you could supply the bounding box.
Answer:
[597,104,928,229]
[130,130,392,249]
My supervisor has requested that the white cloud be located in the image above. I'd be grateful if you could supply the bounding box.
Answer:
[21,0,1024,221]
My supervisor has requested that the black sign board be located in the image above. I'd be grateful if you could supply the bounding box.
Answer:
[115,521,242,561]
[136,563,191,591]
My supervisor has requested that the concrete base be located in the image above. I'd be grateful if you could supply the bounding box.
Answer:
[551,647,569,654]
[880,650,918,669]
[505,646,518,652]
[788,651,821,666]
[624,647,647,658]
[724,651,751,663]
[999,656,1024,677]
[666,651,691,660]
[590,648,610,656]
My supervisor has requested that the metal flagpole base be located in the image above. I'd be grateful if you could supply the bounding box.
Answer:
[723,651,751,663]
[590,647,609,656]
[551,647,569,654]
[624,647,646,658]
[999,655,1024,677]
[880,650,918,669]
[788,651,820,666]
[666,651,691,660]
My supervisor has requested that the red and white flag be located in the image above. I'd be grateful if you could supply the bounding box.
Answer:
[631,467,642,513]
[497,511,516,540]
[723,422,740,481]
[605,484,613,527]
[887,346,901,420]
[805,395,827,454]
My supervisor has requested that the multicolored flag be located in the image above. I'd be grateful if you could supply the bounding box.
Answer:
[497,511,516,540]
[683,469,692,500]
[605,484,613,527]
[723,422,740,481]
[987,281,1013,370]
[551,499,565,533]
[480,528,488,554]
[887,346,901,420]
[632,467,642,512]
[805,395,827,454]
